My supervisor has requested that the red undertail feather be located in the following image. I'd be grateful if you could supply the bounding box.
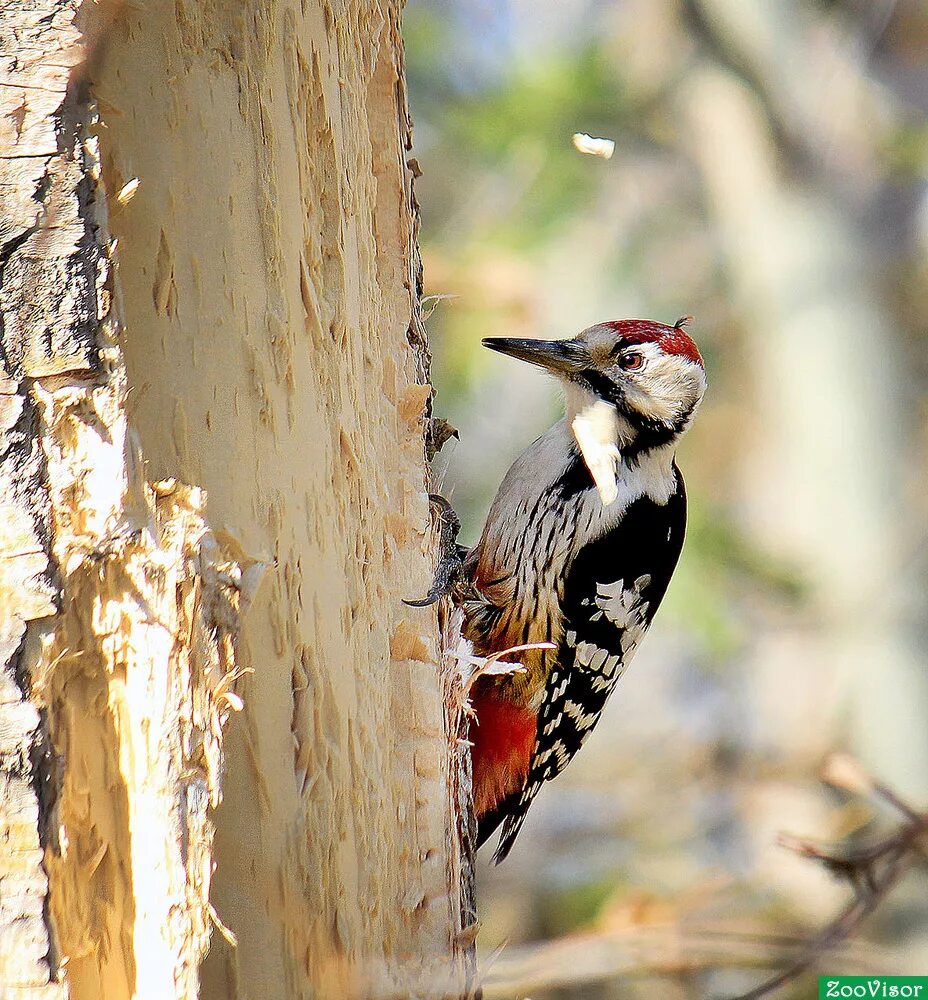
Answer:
[469,680,536,819]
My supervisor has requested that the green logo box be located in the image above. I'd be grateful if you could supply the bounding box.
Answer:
[820,978,928,999]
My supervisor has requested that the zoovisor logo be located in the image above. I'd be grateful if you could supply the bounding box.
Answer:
[820,978,928,998]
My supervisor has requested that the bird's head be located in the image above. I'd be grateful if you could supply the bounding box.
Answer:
[483,318,706,452]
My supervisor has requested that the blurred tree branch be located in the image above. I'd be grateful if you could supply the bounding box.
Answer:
[735,754,928,999]
[680,0,893,194]
[481,922,892,999]
[481,755,926,1000]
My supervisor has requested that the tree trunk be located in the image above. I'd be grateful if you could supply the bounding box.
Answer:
[0,2,472,998]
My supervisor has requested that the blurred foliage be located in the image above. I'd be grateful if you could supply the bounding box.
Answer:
[416,49,633,245]
[406,1,803,655]
[405,0,928,995]
[666,500,808,660]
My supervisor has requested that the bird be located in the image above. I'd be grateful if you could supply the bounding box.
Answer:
[461,318,706,863]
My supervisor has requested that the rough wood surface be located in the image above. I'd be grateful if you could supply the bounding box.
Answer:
[2,0,473,998]
[1,1,90,995]
[1,1,254,996]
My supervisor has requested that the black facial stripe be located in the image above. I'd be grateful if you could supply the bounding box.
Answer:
[622,422,678,460]
[575,372,676,449]
[579,370,621,405]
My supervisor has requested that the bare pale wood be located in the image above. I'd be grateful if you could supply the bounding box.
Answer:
[0,2,472,997]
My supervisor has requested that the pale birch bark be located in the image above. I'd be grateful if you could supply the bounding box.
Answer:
[0,2,471,999]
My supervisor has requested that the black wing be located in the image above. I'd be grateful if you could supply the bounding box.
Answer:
[491,468,687,863]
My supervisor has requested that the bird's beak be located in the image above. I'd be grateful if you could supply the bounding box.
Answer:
[481,337,589,375]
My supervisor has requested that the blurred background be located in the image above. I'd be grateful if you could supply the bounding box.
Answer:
[403,1,928,996]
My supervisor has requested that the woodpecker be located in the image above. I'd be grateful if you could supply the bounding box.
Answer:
[462,318,706,862]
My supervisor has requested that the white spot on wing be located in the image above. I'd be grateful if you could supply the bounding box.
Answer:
[594,574,651,629]
[574,642,598,668]
[563,699,599,729]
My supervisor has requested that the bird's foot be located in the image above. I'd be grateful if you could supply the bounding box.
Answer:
[404,494,467,607]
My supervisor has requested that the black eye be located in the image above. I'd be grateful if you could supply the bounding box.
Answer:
[619,351,644,371]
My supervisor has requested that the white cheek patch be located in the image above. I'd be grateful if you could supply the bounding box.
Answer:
[571,400,621,506]
[623,353,706,426]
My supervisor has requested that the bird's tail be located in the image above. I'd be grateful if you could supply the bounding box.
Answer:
[475,789,536,864]
[491,807,531,864]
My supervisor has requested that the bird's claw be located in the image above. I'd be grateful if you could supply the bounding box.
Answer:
[404,494,466,606]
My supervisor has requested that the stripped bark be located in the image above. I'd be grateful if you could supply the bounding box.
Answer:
[1,1,472,998]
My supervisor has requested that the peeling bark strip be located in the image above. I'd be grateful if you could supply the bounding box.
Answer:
[1,2,248,998]
[36,479,249,1000]
[1,2,88,996]
[3,1,471,999]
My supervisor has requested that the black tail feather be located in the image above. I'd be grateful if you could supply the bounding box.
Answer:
[474,801,509,852]
[475,791,532,863]
[492,807,530,864]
